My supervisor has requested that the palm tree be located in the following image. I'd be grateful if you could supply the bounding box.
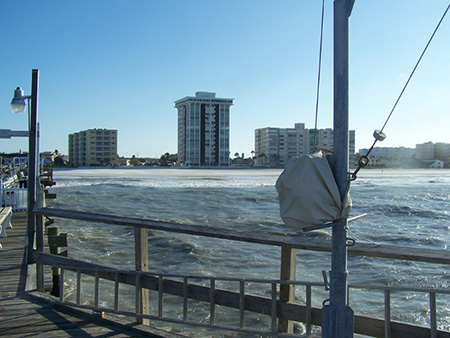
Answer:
[270,154,281,168]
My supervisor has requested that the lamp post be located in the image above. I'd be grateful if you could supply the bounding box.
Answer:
[10,69,39,263]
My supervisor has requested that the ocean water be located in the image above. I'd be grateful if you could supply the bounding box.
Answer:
[47,168,450,336]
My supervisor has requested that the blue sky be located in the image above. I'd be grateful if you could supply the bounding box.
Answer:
[1,1,449,158]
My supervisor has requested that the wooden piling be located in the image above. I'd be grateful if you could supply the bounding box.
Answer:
[47,225,67,297]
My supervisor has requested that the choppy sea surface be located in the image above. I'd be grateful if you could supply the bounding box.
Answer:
[48,168,450,337]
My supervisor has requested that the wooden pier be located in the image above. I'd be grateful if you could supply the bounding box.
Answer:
[2,209,450,337]
[0,212,185,338]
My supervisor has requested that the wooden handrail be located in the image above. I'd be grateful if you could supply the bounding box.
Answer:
[35,206,450,265]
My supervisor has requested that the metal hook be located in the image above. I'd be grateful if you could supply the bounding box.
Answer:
[346,238,356,246]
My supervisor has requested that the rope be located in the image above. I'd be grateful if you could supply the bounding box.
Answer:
[351,3,450,180]
[313,0,326,149]
[380,3,450,133]
[347,228,378,246]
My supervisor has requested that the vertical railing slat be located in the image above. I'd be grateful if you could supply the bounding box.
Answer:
[114,271,119,312]
[271,282,278,334]
[59,268,65,303]
[35,208,44,292]
[158,275,164,318]
[306,284,312,337]
[239,280,245,329]
[94,269,99,308]
[183,276,188,321]
[210,278,216,325]
[384,289,391,338]
[430,292,437,338]
[135,271,141,317]
[76,269,81,306]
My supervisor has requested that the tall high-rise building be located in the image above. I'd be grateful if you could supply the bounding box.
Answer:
[175,92,233,167]
[68,128,118,167]
[254,123,356,167]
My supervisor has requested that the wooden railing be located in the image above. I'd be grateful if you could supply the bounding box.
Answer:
[32,206,450,337]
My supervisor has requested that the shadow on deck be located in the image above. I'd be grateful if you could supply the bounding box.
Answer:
[0,212,185,338]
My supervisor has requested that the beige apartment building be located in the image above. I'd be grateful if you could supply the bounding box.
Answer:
[416,142,450,167]
[254,123,355,167]
[68,129,118,167]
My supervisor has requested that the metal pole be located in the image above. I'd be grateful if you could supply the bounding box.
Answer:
[322,1,355,337]
[26,69,39,263]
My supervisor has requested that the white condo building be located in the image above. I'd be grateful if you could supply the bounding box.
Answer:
[175,92,233,167]
[254,123,355,167]
[359,147,415,159]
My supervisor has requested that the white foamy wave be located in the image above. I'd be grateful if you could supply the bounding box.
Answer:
[53,170,279,189]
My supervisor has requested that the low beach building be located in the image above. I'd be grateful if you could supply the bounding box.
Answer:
[359,143,450,168]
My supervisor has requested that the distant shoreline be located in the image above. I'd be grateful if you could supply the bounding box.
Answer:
[52,167,449,178]
[52,166,283,172]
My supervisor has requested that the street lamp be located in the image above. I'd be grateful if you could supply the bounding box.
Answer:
[11,87,31,114]
[10,69,39,263]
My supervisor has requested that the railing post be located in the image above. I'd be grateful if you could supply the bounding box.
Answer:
[279,246,296,333]
[135,226,149,325]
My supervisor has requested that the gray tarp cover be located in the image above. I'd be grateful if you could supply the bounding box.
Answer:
[275,151,351,231]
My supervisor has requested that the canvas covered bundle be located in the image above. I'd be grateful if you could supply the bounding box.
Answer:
[275,151,352,231]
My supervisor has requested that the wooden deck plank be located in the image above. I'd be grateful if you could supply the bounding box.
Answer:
[0,212,184,338]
